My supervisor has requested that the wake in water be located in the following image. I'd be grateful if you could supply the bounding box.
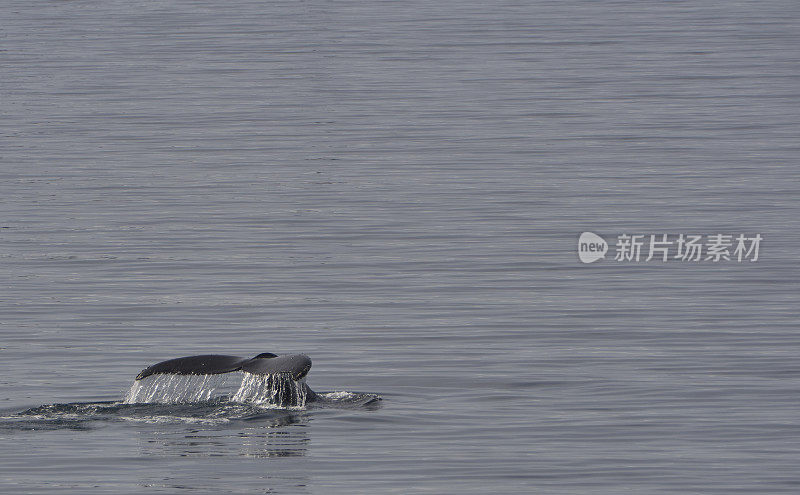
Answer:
[0,374,380,432]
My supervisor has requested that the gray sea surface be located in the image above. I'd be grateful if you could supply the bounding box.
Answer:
[2,0,799,493]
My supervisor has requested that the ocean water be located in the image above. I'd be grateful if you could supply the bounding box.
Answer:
[2,0,799,493]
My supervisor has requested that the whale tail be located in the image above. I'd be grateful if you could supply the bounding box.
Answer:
[135,353,313,383]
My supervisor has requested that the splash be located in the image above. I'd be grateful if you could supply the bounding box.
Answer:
[123,372,309,408]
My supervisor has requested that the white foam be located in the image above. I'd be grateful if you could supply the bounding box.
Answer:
[119,415,230,425]
[321,391,355,400]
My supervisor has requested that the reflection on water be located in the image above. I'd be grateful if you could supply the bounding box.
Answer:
[133,416,313,495]
[137,414,310,458]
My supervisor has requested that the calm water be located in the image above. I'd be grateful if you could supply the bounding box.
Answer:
[2,0,799,493]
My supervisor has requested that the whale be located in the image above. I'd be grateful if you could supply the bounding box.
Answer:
[135,352,317,401]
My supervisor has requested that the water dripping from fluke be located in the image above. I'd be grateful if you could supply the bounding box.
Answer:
[123,373,241,405]
[124,371,311,409]
[232,373,308,408]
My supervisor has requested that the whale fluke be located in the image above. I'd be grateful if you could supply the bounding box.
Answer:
[241,354,312,381]
[135,353,313,382]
